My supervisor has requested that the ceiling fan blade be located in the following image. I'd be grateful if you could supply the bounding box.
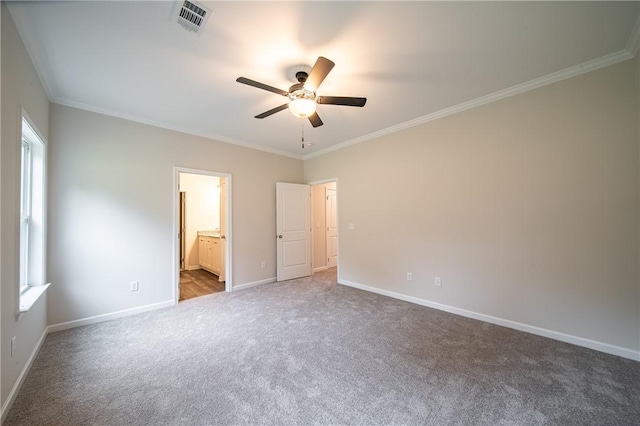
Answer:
[304,57,335,91]
[236,77,289,97]
[255,103,289,119]
[308,111,323,128]
[316,96,367,107]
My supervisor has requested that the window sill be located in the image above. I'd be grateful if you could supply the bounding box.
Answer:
[19,283,50,314]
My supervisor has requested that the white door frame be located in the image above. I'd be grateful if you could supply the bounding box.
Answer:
[173,166,233,303]
[308,178,338,274]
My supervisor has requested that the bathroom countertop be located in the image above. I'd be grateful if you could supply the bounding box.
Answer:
[197,230,220,238]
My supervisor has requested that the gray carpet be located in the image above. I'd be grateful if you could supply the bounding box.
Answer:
[5,268,639,425]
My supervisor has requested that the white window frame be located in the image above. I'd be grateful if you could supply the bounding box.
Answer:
[20,139,32,294]
[18,113,50,315]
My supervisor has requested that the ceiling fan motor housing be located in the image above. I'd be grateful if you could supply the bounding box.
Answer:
[295,71,309,84]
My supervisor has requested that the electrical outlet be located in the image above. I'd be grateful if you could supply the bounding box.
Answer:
[407,272,413,282]
[261,260,266,268]
[435,277,442,287]
[11,336,16,357]
[129,281,139,292]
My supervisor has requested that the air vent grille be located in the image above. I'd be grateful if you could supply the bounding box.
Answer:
[180,2,205,27]
[174,1,211,35]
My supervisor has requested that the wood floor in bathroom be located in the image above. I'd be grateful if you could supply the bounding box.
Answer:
[179,269,225,301]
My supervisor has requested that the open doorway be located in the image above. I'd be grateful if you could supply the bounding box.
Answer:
[174,167,232,303]
[310,180,338,274]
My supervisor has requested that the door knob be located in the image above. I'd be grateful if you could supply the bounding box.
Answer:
[278,235,283,238]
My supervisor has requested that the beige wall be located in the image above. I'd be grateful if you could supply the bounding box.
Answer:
[305,59,640,355]
[47,104,303,326]
[2,11,639,419]
[1,3,50,414]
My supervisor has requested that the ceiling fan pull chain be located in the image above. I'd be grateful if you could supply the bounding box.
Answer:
[301,121,305,149]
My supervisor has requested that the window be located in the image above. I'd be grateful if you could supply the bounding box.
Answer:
[19,116,49,313]
[20,139,32,293]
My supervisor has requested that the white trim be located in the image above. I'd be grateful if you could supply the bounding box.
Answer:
[18,283,50,313]
[47,300,174,333]
[19,109,49,317]
[21,110,47,146]
[3,299,173,419]
[338,279,640,362]
[0,327,48,423]
[53,98,302,160]
[232,277,276,291]
[302,49,634,161]
[174,167,233,302]
[314,266,328,273]
[7,0,637,162]
[626,15,640,57]
[307,177,339,186]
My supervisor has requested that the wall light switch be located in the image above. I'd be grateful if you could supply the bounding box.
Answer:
[130,281,139,292]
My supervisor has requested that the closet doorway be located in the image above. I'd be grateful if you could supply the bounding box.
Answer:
[174,167,232,302]
[311,180,338,273]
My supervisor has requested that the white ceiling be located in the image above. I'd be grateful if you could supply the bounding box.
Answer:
[7,1,640,159]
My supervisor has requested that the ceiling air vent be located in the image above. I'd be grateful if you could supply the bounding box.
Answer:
[173,1,211,35]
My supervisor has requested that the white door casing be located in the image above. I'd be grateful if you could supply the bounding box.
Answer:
[174,167,232,303]
[219,177,227,283]
[180,191,186,270]
[276,182,312,281]
[326,186,338,268]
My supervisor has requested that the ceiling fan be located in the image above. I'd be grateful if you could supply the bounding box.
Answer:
[236,56,366,128]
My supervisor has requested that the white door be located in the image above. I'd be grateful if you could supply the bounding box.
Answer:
[219,178,227,283]
[277,182,312,281]
[326,185,338,268]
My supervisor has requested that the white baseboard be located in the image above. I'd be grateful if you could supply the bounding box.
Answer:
[338,279,640,362]
[1,326,48,423]
[314,266,328,273]
[47,300,175,333]
[2,300,175,420]
[232,277,276,291]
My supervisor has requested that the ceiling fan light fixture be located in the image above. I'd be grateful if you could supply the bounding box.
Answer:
[289,98,316,118]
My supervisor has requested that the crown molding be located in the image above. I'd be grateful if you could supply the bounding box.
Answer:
[303,49,634,161]
[8,0,638,163]
[626,15,640,57]
[52,97,303,160]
